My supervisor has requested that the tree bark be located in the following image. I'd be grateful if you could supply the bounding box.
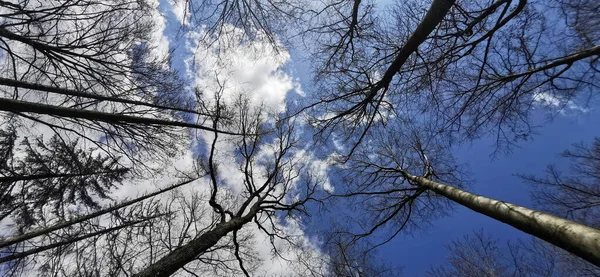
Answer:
[378,0,455,90]
[404,173,600,267]
[133,212,256,277]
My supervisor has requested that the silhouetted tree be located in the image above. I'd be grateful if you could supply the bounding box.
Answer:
[0,0,225,166]
[522,138,600,227]
[428,231,562,277]
[325,118,600,267]
[297,0,600,269]
[303,0,599,155]
[1,89,328,276]
[0,131,129,226]
[3,0,600,275]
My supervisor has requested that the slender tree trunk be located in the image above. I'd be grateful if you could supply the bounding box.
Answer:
[0,179,196,249]
[0,217,157,263]
[0,98,240,135]
[378,0,455,90]
[404,173,600,267]
[0,77,206,116]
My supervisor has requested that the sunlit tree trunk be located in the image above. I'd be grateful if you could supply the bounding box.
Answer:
[403,172,600,267]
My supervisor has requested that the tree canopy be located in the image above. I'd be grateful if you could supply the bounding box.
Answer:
[0,0,599,276]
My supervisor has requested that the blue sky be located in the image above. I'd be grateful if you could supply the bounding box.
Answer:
[154,0,600,274]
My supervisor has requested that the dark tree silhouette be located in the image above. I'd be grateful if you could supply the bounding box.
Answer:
[171,0,306,46]
[303,0,599,155]
[428,231,563,277]
[0,0,223,165]
[2,0,600,275]
[1,90,328,276]
[0,132,129,225]
[296,0,600,270]
[322,118,600,267]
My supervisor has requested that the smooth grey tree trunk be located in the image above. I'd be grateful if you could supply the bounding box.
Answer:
[404,173,600,267]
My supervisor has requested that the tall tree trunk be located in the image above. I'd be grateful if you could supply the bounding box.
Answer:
[0,98,240,135]
[133,208,258,277]
[0,179,196,249]
[0,77,206,116]
[378,0,455,90]
[403,173,600,267]
[0,217,157,263]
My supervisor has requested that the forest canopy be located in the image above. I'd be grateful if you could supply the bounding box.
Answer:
[0,0,599,276]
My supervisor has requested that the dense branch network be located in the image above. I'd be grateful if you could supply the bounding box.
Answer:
[2,0,600,276]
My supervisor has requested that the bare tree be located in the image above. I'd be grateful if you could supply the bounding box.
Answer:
[428,231,515,277]
[169,0,319,50]
[131,90,327,276]
[322,117,600,268]
[326,124,462,247]
[322,223,403,277]
[0,1,334,275]
[3,0,600,275]
[0,0,209,266]
[0,0,230,166]
[427,231,563,277]
[429,231,600,277]
[302,0,599,155]
[294,0,600,272]
[0,1,313,275]
[1,88,329,276]
[399,169,600,267]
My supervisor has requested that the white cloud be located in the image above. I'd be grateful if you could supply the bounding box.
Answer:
[294,149,335,193]
[186,25,293,114]
[251,216,329,276]
[168,0,190,26]
[144,0,171,62]
[532,91,590,115]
